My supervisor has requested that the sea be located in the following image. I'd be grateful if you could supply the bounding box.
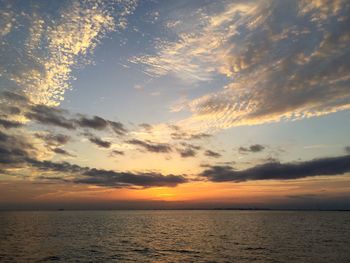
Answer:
[0,210,349,262]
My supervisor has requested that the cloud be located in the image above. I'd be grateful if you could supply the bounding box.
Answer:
[26,105,76,130]
[133,0,350,131]
[111,150,124,156]
[108,121,127,136]
[79,169,186,188]
[200,154,350,183]
[88,135,111,149]
[0,119,23,129]
[169,125,212,141]
[0,0,137,106]
[177,148,197,158]
[28,159,187,188]
[0,130,39,168]
[239,144,265,154]
[180,142,201,151]
[129,2,256,82]
[1,91,29,103]
[139,123,153,131]
[0,130,187,188]
[35,133,70,146]
[35,133,73,156]
[170,132,188,140]
[0,106,21,116]
[77,116,127,135]
[204,150,221,158]
[0,91,30,124]
[52,148,74,157]
[190,133,212,140]
[1,91,129,138]
[127,139,172,153]
[77,116,108,130]
[176,142,202,158]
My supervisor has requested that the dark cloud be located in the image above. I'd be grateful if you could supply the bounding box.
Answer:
[0,131,36,167]
[88,136,111,148]
[170,131,188,140]
[3,95,128,135]
[139,123,153,131]
[26,105,76,130]
[1,91,28,103]
[0,131,187,188]
[169,125,188,140]
[239,144,265,154]
[0,92,129,136]
[180,142,201,150]
[176,142,201,158]
[34,133,73,156]
[217,161,236,166]
[52,148,74,157]
[168,125,211,141]
[28,159,187,188]
[76,116,127,135]
[0,106,21,115]
[28,159,86,174]
[177,148,196,158]
[35,133,70,146]
[190,133,212,140]
[108,121,127,135]
[111,150,124,156]
[127,139,172,153]
[0,118,23,129]
[200,155,350,183]
[171,130,212,141]
[76,116,108,130]
[0,145,30,166]
[204,150,221,158]
[79,169,187,188]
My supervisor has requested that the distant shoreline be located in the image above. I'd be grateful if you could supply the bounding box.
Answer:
[0,208,349,212]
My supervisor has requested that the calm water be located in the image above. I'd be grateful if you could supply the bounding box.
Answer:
[0,210,349,262]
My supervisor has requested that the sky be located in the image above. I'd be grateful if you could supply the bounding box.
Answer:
[0,0,350,210]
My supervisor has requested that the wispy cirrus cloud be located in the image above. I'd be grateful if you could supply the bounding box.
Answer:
[132,0,350,131]
[0,0,137,106]
[130,2,256,82]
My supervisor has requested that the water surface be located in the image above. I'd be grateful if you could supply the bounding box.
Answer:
[0,210,349,262]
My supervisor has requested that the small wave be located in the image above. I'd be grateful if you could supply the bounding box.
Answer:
[36,255,61,262]
[132,247,152,254]
[243,247,266,251]
[160,249,200,254]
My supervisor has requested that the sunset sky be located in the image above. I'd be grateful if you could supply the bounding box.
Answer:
[1,0,350,210]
